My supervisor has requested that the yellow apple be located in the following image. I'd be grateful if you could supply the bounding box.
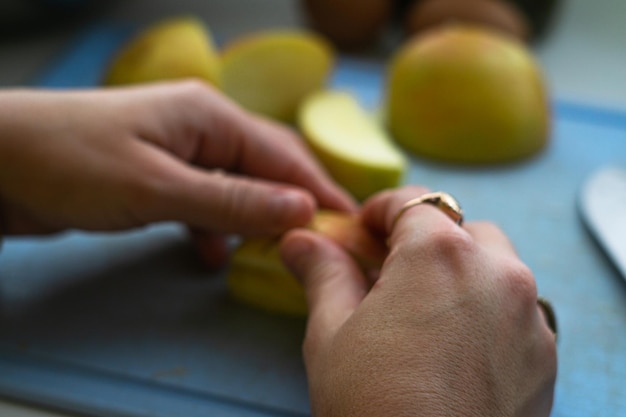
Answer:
[298,90,407,201]
[103,16,221,87]
[228,238,308,316]
[227,210,387,316]
[220,30,334,122]
[385,25,551,164]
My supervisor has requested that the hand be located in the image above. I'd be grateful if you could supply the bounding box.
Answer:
[280,186,557,417]
[0,81,355,263]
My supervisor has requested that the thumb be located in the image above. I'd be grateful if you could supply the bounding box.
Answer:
[280,229,369,354]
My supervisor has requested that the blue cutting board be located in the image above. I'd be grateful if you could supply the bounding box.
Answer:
[1,23,626,417]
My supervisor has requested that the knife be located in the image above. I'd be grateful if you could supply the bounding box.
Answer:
[579,166,626,279]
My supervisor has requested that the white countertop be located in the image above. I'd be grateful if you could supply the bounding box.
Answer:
[1,0,625,415]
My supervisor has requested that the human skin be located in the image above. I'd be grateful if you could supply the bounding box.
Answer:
[280,185,557,417]
[0,81,356,265]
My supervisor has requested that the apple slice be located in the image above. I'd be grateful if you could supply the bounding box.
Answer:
[227,210,387,316]
[103,16,221,87]
[228,238,308,316]
[220,30,334,122]
[298,90,407,201]
[308,210,387,270]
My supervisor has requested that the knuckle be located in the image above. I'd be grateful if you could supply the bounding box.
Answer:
[176,78,213,95]
[213,178,289,233]
[214,180,248,226]
[126,171,166,203]
[502,259,538,304]
[169,79,217,109]
[121,171,169,222]
[427,227,475,259]
[388,227,477,277]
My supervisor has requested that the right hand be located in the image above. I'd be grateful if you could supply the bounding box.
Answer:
[280,185,557,417]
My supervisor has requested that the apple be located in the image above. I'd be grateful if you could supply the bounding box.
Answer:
[220,30,334,123]
[404,0,530,42]
[228,238,309,316]
[385,25,551,164]
[300,0,393,50]
[103,16,221,87]
[298,90,407,200]
[308,210,387,269]
[227,210,387,316]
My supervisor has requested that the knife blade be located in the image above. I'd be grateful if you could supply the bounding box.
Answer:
[579,166,626,279]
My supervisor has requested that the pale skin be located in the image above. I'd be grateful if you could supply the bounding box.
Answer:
[0,81,356,265]
[0,82,557,416]
[280,185,557,417]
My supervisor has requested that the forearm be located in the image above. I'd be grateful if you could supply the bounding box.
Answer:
[0,91,19,246]
[0,90,34,239]
[0,198,4,251]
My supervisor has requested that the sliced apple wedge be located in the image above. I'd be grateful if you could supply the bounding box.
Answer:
[227,210,387,316]
[220,30,334,122]
[228,238,308,316]
[298,90,407,201]
[103,16,221,87]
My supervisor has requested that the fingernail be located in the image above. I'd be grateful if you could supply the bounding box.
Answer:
[270,190,313,227]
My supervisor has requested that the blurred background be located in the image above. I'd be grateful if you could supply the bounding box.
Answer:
[0,0,625,415]
[0,0,625,109]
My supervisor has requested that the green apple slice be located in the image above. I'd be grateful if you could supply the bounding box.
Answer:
[299,90,407,200]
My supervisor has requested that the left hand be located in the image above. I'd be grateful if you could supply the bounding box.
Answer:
[0,81,355,263]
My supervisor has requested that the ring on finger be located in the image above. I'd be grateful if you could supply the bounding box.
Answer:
[537,296,558,341]
[391,191,464,233]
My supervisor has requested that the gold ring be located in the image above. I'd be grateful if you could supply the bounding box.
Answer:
[537,297,558,341]
[391,192,464,231]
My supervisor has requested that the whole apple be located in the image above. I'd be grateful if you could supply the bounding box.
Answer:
[385,25,551,164]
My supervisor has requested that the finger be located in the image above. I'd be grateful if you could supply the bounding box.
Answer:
[168,169,317,236]
[229,115,359,213]
[124,142,318,236]
[126,81,357,213]
[361,185,475,266]
[280,229,369,352]
[463,221,518,257]
[361,185,431,237]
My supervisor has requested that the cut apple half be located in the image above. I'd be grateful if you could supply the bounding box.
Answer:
[299,90,407,201]
[220,30,334,122]
[103,16,221,87]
